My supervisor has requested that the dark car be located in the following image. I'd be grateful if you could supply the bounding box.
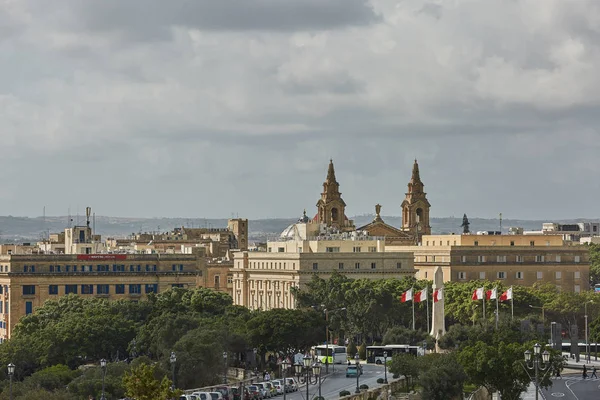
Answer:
[247,385,262,400]
[214,386,230,400]
[230,387,250,400]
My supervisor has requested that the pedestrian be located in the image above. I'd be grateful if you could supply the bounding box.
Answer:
[592,366,598,379]
[265,371,271,381]
[555,367,561,379]
[583,364,587,379]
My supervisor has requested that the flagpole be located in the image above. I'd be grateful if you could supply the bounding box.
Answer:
[426,286,430,333]
[412,292,415,331]
[482,291,486,320]
[495,287,499,329]
[510,286,514,321]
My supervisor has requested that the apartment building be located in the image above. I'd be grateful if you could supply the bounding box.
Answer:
[0,252,207,341]
[388,233,589,292]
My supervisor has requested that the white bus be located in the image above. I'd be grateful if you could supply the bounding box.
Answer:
[312,345,348,364]
[366,344,422,364]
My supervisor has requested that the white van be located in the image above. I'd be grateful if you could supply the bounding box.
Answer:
[191,392,212,400]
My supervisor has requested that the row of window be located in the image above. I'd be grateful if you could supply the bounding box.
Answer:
[248,261,297,270]
[22,283,181,296]
[458,255,581,263]
[456,270,582,280]
[312,262,403,270]
[18,264,190,273]
[248,280,295,290]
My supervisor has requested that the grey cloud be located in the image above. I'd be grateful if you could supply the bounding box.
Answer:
[60,0,379,39]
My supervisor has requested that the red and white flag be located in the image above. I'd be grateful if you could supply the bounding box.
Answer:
[401,288,413,303]
[486,287,497,300]
[472,287,484,300]
[499,287,513,302]
[415,288,427,303]
[433,288,443,303]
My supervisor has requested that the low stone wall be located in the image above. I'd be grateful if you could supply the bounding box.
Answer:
[339,377,421,400]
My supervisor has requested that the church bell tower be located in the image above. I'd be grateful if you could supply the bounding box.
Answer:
[401,159,431,239]
[315,160,351,230]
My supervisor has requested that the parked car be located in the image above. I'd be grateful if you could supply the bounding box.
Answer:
[285,378,298,392]
[254,382,273,399]
[270,380,287,393]
[263,382,277,396]
[191,392,212,400]
[229,387,246,400]
[247,385,263,400]
[253,383,271,398]
[273,383,284,395]
[214,386,230,400]
[209,392,224,400]
[346,365,363,378]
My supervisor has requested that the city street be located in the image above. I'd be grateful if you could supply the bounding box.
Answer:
[528,375,600,399]
[284,364,390,400]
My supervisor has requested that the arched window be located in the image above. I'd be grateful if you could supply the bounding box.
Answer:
[331,208,339,222]
[416,208,423,223]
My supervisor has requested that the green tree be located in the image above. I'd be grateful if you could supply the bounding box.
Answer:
[382,326,429,346]
[123,363,181,400]
[346,341,357,359]
[388,353,420,392]
[419,353,466,400]
[457,341,530,400]
[588,243,600,285]
[246,308,325,358]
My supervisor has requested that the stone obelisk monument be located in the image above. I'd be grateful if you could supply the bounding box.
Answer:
[430,266,446,339]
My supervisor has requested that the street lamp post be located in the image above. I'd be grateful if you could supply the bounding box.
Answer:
[584,300,593,363]
[294,356,313,400]
[524,343,550,400]
[100,359,107,400]
[281,359,289,400]
[383,351,388,384]
[312,361,322,399]
[170,351,177,390]
[354,353,361,394]
[223,351,228,384]
[7,363,15,400]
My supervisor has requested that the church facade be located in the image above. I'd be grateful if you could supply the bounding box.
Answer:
[359,160,432,244]
[230,160,427,310]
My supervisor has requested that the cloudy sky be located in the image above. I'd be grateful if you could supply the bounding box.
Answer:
[1,0,599,220]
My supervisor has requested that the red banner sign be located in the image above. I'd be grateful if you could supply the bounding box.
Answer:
[76,254,127,261]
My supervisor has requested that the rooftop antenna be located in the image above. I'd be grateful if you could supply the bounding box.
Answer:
[43,206,46,240]
[68,207,72,229]
[499,213,503,233]
[86,207,91,228]
[93,212,96,235]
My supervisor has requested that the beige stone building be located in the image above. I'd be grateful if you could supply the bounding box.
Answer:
[230,160,417,310]
[231,237,415,310]
[105,218,248,258]
[0,252,207,341]
[388,233,589,292]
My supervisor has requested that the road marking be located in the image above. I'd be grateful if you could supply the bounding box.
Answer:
[565,379,580,400]
[550,393,565,397]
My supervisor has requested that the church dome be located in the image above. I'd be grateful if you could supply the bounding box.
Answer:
[280,223,297,239]
[280,210,309,239]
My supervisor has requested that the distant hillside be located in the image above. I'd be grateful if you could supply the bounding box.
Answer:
[1,214,597,244]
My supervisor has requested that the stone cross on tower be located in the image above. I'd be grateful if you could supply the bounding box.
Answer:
[430,266,446,340]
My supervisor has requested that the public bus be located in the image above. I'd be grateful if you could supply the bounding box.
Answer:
[594,283,600,293]
[366,345,422,364]
[312,345,348,364]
